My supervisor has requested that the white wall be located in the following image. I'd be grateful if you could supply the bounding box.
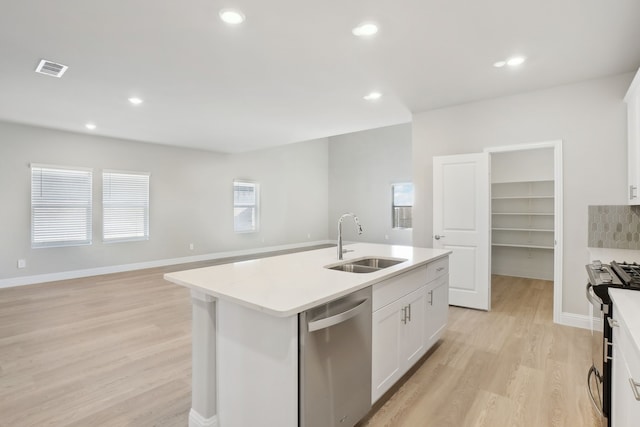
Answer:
[328,123,412,245]
[491,149,554,183]
[0,121,329,282]
[412,73,634,316]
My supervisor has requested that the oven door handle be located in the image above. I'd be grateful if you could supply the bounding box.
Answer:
[587,366,603,417]
[586,284,602,307]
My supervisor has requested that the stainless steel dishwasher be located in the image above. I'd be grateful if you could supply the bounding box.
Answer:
[299,286,372,427]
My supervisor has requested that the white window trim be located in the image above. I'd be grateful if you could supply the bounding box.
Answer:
[233,180,259,233]
[102,170,150,243]
[30,163,93,248]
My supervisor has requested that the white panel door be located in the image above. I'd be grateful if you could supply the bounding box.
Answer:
[433,153,490,310]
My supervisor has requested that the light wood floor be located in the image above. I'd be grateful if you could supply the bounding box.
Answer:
[0,265,600,427]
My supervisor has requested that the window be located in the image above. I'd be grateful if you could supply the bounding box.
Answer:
[31,164,93,248]
[233,180,258,232]
[392,183,414,229]
[103,171,150,242]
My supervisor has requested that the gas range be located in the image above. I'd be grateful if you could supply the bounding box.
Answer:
[585,259,640,425]
[586,260,640,305]
[586,260,640,288]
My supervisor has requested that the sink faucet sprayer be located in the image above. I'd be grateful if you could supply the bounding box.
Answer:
[337,213,363,260]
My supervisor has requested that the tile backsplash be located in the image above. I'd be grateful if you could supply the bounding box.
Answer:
[588,205,640,249]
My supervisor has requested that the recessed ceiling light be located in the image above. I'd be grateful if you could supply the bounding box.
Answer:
[219,8,245,24]
[85,123,96,130]
[493,56,526,69]
[352,23,378,37]
[506,56,526,66]
[128,97,143,105]
[363,92,382,101]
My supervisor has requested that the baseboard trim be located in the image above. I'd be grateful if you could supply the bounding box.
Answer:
[556,311,591,330]
[0,240,332,289]
[189,409,218,427]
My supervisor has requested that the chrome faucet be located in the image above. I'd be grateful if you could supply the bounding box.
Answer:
[337,213,363,260]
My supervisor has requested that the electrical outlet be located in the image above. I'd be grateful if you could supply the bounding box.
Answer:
[189,243,194,251]
[385,234,389,240]
[307,233,311,239]
[17,259,26,269]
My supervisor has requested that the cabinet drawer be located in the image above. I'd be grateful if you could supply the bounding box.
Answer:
[373,266,427,311]
[617,314,640,381]
[426,256,449,283]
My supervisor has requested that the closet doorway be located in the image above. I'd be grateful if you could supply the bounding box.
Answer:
[485,141,563,323]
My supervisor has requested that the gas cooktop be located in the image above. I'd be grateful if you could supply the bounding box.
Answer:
[587,260,640,289]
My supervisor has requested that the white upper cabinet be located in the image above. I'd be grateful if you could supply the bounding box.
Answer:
[625,68,640,204]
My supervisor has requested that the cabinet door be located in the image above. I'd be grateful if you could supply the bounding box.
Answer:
[612,337,630,426]
[627,83,640,205]
[612,320,640,427]
[425,275,449,351]
[372,299,403,403]
[402,287,427,367]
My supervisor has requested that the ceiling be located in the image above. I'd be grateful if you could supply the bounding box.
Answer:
[1,0,639,153]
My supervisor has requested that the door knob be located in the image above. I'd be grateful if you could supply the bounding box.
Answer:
[434,234,445,240]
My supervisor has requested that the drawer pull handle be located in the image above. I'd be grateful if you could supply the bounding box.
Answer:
[630,378,640,401]
[436,267,445,272]
[401,306,407,324]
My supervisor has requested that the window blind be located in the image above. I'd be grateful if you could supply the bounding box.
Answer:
[103,171,150,242]
[233,181,258,232]
[31,165,93,248]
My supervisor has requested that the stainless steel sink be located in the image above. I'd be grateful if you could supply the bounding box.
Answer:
[325,257,407,273]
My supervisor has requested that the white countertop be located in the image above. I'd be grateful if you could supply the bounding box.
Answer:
[164,243,450,317]
[609,288,640,359]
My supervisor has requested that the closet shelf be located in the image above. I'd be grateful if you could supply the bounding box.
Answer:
[492,228,554,232]
[492,243,554,249]
[491,180,555,254]
[491,212,554,216]
[492,195,554,200]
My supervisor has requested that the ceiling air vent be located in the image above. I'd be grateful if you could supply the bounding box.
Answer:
[35,59,68,78]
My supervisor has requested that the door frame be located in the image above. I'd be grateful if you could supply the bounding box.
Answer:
[484,140,563,324]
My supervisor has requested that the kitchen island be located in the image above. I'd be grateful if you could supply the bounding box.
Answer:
[164,243,450,427]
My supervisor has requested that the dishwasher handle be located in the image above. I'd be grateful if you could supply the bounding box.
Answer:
[307,299,368,332]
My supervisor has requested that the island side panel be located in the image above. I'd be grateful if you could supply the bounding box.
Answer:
[217,299,298,427]
[189,290,218,427]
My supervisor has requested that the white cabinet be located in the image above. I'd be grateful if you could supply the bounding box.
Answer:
[424,274,448,350]
[625,68,640,204]
[371,286,426,402]
[371,256,449,404]
[611,308,640,427]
